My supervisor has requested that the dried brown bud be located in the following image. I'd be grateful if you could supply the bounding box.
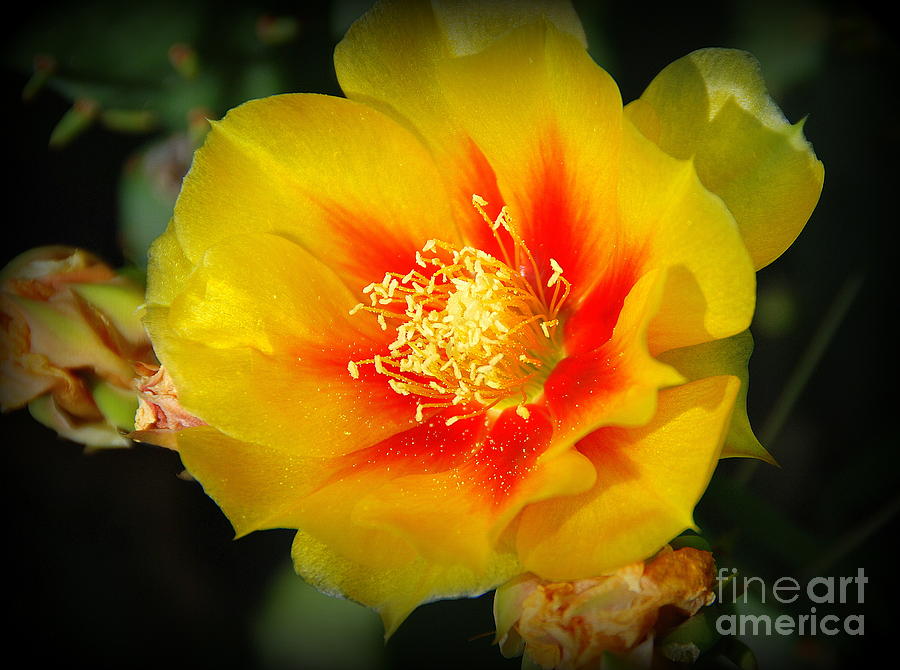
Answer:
[132,362,204,448]
[494,547,716,669]
[1,246,153,447]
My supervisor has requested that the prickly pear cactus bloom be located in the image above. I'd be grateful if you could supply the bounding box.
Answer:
[494,547,716,669]
[143,0,822,633]
[0,246,152,447]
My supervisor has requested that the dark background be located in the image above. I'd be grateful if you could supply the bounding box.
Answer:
[2,1,896,668]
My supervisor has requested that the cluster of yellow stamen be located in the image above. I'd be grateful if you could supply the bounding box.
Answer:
[348,196,571,426]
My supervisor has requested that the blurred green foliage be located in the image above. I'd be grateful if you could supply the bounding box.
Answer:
[253,563,386,670]
[9,1,298,135]
[7,0,308,266]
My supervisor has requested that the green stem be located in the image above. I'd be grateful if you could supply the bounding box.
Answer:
[735,272,864,485]
[802,495,900,577]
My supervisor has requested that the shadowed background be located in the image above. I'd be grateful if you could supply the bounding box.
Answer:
[2,1,896,668]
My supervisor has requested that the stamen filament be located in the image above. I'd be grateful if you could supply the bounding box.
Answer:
[348,195,572,426]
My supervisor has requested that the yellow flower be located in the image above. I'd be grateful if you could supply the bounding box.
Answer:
[494,546,716,669]
[143,0,822,634]
[0,246,152,447]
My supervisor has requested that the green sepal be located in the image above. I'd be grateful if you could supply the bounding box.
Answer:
[71,281,146,344]
[91,380,139,432]
[669,533,712,552]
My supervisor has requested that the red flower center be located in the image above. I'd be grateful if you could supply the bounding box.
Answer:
[349,196,571,425]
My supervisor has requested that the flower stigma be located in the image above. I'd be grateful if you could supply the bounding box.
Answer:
[348,196,571,426]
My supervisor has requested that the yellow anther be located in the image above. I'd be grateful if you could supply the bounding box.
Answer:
[347,195,572,426]
[388,378,410,395]
[547,258,564,287]
[347,360,360,379]
[493,207,510,231]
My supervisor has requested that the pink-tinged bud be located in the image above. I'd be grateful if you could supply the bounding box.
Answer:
[0,246,153,448]
[494,547,716,670]
[132,362,204,449]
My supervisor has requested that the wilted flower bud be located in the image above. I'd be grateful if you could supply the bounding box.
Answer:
[132,362,204,449]
[0,246,153,448]
[494,547,716,670]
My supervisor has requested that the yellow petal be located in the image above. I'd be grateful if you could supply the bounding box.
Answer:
[618,118,756,353]
[432,0,585,55]
[352,409,596,572]
[145,221,193,307]
[336,0,585,152]
[626,48,824,269]
[336,2,589,256]
[165,233,382,352]
[337,0,585,119]
[545,270,685,449]
[173,425,331,536]
[176,406,589,591]
[169,93,456,288]
[145,233,418,457]
[292,530,520,638]
[516,375,740,580]
[435,20,622,294]
[658,331,774,464]
[173,424,419,571]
